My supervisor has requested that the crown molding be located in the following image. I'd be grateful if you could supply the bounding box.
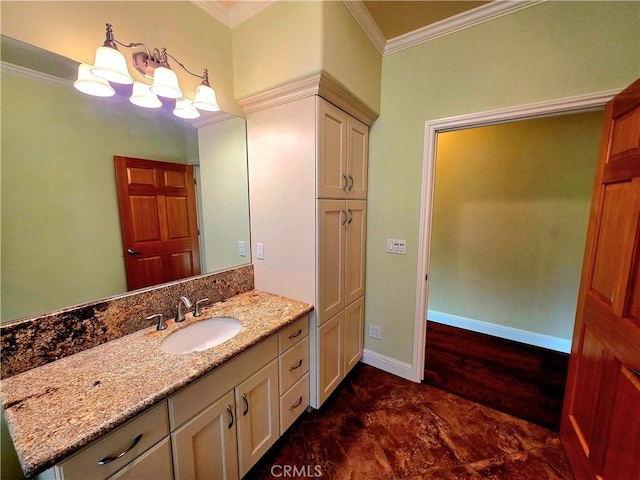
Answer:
[238,72,379,126]
[228,1,276,28]
[341,0,386,56]
[384,0,545,55]
[1,61,73,89]
[190,0,231,26]
[190,0,275,28]
[190,111,238,129]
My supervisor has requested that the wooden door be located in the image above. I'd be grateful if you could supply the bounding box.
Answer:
[235,359,279,478]
[346,115,369,199]
[345,200,367,305]
[171,391,239,480]
[114,156,201,291]
[317,200,346,324]
[560,78,640,480]
[317,97,348,199]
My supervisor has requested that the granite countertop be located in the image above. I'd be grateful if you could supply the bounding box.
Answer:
[0,290,313,477]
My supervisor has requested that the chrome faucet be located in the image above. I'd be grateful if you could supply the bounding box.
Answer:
[194,298,210,317]
[174,296,193,322]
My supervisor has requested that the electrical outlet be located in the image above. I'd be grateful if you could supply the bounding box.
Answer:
[368,325,382,340]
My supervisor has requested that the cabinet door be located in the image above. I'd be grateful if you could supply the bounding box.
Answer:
[318,200,346,324]
[236,359,280,478]
[346,116,368,199]
[345,200,367,305]
[344,296,365,374]
[317,98,348,199]
[317,311,345,405]
[171,391,238,480]
[107,438,173,480]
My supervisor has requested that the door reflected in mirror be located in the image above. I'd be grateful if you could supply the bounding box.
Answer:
[0,35,251,323]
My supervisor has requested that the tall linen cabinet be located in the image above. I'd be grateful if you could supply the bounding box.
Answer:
[243,84,374,408]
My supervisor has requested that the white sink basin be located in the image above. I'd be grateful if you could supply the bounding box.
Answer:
[160,317,243,354]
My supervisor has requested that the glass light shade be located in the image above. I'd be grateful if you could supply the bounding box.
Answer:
[90,46,134,85]
[73,63,116,97]
[150,67,182,99]
[192,84,220,111]
[173,98,200,119]
[129,82,162,109]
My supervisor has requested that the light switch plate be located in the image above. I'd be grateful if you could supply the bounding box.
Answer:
[238,241,246,257]
[386,239,407,255]
[257,243,264,260]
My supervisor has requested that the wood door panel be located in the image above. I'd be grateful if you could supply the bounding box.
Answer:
[129,196,162,242]
[608,107,640,164]
[128,256,165,289]
[163,169,188,189]
[165,196,191,239]
[599,365,640,480]
[317,98,348,199]
[127,165,158,187]
[589,180,640,311]
[346,116,368,199]
[168,252,195,281]
[626,240,640,324]
[568,325,609,458]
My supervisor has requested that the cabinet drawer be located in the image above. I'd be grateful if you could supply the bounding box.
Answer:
[279,373,310,435]
[56,402,169,480]
[278,314,309,353]
[107,437,172,480]
[278,337,309,395]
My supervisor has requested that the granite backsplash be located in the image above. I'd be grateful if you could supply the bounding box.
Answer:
[1,265,254,379]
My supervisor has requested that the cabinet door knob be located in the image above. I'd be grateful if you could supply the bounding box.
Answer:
[347,174,354,191]
[341,209,348,226]
[342,174,348,191]
[347,209,353,224]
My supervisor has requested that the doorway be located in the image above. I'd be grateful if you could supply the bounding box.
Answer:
[411,89,621,383]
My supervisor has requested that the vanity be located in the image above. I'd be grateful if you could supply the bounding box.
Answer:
[1,288,313,479]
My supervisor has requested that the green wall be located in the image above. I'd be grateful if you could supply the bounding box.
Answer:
[366,0,640,364]
[1,71,190,322]
[232,0,381,112]
[429,112,601,340]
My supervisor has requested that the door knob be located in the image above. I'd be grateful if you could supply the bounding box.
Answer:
[127,248,141,255]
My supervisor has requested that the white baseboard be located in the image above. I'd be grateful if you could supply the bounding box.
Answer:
[361,349,416,381]
[427,310,572,353]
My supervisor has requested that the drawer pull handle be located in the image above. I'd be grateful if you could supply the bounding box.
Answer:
[97,433,143,465]
[289,396,303,411]
[242,393,249,416]
[288,329,302,340]
[227,405,234,429]
[289,359,303,371]
[347,174,354,191]
[342,174,348,191]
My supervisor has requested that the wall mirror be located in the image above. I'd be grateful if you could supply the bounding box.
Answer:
[0,35,251,323]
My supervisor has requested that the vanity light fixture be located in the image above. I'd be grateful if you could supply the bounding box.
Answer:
[74,23,220,119]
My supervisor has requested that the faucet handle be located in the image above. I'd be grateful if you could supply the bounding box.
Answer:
[194,298,210,317]
[147,314,167,331]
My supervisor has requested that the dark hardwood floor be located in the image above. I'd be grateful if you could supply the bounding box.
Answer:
[424,321,570,431]
[245,363,574,480]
